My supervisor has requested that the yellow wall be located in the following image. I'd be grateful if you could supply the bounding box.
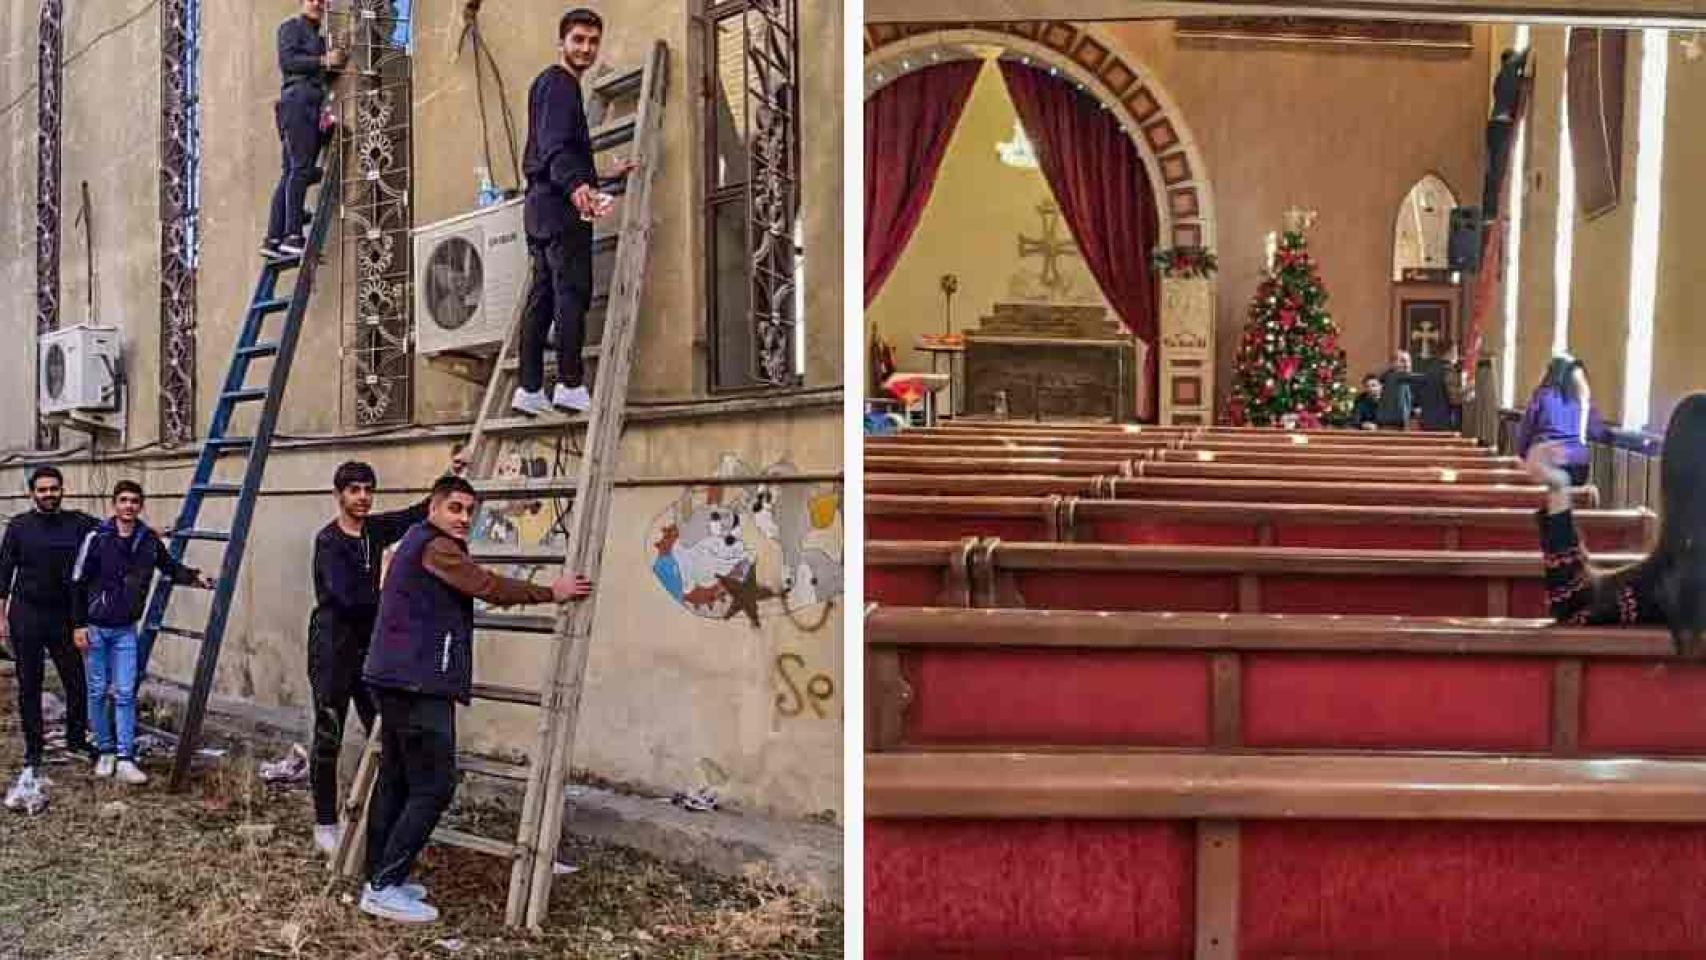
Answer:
[866,62,1115,372]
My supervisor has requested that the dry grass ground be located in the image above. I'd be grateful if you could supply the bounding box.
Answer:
[0,682,841,959]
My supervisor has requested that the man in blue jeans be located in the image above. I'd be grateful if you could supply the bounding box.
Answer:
[70,481,211,786]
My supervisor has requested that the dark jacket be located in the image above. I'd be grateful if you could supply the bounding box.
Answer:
[0,509,99,613]
[523,65,597,240]
[1516,386,1609,467]
[363,522,554,702]
[311,496,431,622]
[1538,509,1663,626]
[279,14,330,100]
[1351,392,1380,427]
[70,519,200,630]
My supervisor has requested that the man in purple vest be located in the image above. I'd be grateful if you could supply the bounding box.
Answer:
[358,475,592,923]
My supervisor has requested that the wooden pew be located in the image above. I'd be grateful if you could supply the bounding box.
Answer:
[864,606,1691,756]
[1130,460,1531,486]
[1112,475,1599,509]
[864,495,1654,551]
[865,455,1134,476]
[865,473,1104,498]
[869,434,1512,467]
[864,608,1706,959]
[866,539,1644,617]
[933,421,1482,448]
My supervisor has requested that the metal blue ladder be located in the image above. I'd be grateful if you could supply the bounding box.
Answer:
[140,147,343,792]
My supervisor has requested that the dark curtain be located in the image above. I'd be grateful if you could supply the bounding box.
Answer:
[999,60,1162,420]
[864,59,982,307]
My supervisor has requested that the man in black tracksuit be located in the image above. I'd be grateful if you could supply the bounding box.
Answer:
[308,455,464,854]
[263,0,344,259]
[355,475,591,923]
[510,7,634,419]
[0,467,98,807]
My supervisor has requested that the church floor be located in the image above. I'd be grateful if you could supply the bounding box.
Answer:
[0,675,841,960]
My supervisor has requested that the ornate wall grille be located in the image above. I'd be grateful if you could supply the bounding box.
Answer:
[706,0,802,390]
[332,0,415,426]
[36,0,64,449]
[159,0,203,446]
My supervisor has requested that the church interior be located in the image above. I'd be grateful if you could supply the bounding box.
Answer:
[862,11,1706,958]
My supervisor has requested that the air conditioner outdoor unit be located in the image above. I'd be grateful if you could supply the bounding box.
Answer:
[412,198,528,356]
[39,325,122,414]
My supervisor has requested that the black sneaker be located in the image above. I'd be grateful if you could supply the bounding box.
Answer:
[278,237,307,258]
[260,239,283,259]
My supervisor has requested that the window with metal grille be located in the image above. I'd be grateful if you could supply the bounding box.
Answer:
[704,0,803,391]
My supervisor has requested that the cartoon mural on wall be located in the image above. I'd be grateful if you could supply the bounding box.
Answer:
[648,455,844,628]
[469,441,571,590]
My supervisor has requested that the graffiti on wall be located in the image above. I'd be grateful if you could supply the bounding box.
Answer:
[648,455,843,629]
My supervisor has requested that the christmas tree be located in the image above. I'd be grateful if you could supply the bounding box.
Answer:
[1228,219,1352,428]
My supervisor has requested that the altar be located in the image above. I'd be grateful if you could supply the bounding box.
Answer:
[962,302,1138,422]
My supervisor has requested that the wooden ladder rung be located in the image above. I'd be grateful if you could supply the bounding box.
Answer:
[474,612,558,635]
[593,64,644,97]
[469,545,569,565]
[457,754,530,781]
[432,827,521,859]
[473,477,580,499]
[482,414,591,435]
[470,682,543,706]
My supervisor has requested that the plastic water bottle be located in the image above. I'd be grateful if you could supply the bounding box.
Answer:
[475,166,500,208]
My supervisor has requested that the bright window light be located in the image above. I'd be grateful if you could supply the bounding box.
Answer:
[1621,28,1669,429]
[1553,28,1576,356]
[1500,26,1532,409]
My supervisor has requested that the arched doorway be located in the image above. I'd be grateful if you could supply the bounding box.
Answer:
[864,23,1215,422]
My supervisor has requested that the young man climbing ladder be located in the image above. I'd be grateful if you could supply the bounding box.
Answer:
[357,475,593,923]
[511,6,635,417]
[263,0,344,260]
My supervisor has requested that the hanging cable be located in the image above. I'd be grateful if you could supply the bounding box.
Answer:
[457,1,522,191]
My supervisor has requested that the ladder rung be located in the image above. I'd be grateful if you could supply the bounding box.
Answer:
[192,483,242,497]
[174,529,231,543]
[474,612,557,635]
[207,437,255,452]
[253,297,292,315]
[470,682,542,706]
[590,115,637,152]
[456,754,530,781]
[430,827,519,859]
[155,624,205,642]
[593,64,644,98]
[472,477,579,499]
[498,345,604,374]
[221,388,268,403]
[236,342,280,360]
[483,414,589,436]
[469,545,569,565]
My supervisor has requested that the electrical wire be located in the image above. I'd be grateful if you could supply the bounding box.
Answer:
[457,9,522,191]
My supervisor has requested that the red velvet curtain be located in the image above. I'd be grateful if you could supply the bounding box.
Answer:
[999,60,1162,421]
[864,59,982,307]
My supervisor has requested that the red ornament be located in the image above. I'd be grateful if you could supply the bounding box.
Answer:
[1277,356,1302,381]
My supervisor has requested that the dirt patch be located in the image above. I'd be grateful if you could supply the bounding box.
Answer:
[0,686,841,959]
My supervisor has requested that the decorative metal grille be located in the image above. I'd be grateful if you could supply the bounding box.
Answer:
[743,0,801,387]
[332,0,414,426]
[159,0,202,446]
[36,0,64,449]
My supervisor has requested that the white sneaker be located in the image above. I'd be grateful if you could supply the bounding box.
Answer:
[4,768,42,812]
[360,883,439,923]
[114,760,148,786]
[314,823,341,855]
[94,755,116,778]
[551,383,592,413]
[399,882,428,901]
[510,387,551,418]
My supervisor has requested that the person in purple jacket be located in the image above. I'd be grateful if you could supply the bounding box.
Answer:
[1515,354,1609,487]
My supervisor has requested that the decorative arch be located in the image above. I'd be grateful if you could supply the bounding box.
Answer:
[863,21,1216,254]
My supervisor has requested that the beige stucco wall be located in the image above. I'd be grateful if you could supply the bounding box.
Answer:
[0,0,843,820]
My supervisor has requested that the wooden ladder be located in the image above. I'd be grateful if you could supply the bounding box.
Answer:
[330,42,668,929]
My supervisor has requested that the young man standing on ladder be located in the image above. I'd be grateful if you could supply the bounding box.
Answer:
[0,467,99,812]
[511,7,634,418]
[309,454,466,855]
[263,0,345,260]
[358,475,592,923]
